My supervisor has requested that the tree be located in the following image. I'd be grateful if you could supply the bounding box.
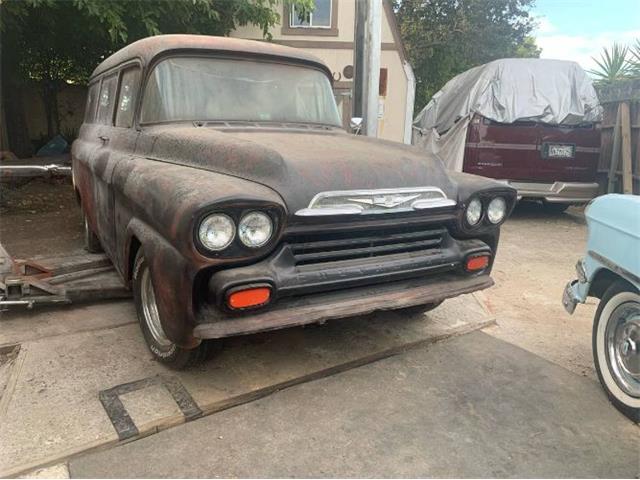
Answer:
[393,0,539,110]
[515,36,541,58]
[0,0,312,154]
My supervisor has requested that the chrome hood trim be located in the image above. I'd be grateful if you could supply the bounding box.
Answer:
[295,187,456,216]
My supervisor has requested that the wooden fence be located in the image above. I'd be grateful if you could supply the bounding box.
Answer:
[597,79,640,194]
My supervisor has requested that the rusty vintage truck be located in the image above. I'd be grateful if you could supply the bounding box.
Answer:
[73,35,516,368]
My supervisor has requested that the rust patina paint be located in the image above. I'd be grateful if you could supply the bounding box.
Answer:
[72,35,516,349]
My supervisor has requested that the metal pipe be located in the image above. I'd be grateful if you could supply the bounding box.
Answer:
[0,164,71,179]
[363,0,382,138]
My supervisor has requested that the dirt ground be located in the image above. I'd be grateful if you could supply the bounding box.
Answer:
[0,178,84,258]
[484,202,597,380]
[0,179,596,380]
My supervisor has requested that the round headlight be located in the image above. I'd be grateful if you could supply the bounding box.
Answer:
[465,198,482,226]
[238,212,273,248]
[487,197,507,224]
[198,214,235,251]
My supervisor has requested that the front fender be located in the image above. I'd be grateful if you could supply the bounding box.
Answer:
[113,156,286,261]
[126,217,200,349]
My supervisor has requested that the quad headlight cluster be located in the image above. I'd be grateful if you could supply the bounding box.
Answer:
[464,196,507,227]
[198,211,274,251]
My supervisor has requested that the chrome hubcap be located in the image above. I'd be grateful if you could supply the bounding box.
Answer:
[140,267,172,347]
[606,301,640,398]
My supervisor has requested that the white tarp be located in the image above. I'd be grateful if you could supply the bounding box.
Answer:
[412,58,602,171]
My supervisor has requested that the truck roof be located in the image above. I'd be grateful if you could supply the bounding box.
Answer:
[90,34,331,80]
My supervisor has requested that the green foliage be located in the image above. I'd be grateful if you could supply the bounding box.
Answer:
[515,36,541,58]
[588,43,632,84]
[0,0,312,141]
[625,39,640,77]
[588,40,640,85]
[393,0,539,109]
[2,0,312,85]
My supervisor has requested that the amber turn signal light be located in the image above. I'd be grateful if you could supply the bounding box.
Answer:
[466,255,490,272]
[227,287,271,310]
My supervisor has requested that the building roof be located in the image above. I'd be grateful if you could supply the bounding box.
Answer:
[91,34,330,79]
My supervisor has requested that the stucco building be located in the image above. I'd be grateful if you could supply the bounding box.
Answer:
[231,0,415,144]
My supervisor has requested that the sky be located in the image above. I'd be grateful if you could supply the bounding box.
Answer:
[532,0,640,72]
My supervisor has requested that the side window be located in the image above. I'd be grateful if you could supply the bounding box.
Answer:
[115,67,141,128]
[84,83,99,123]
[96,74,118,125]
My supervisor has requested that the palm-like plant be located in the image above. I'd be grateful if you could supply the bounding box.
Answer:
[589,42,632,84]
[628,39,640,76]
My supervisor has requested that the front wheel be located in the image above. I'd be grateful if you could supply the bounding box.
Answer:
[133,249,211,369]
[593,281,640,422]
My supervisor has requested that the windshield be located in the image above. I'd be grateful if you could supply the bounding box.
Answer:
[140,57,341,126]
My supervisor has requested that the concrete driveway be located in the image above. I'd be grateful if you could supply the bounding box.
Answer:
[68,331,639,478]
[0,293,494,477]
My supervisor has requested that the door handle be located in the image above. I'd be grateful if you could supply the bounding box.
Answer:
[98,135,109,144]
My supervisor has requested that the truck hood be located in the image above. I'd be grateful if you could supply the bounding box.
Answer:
[144,126,456,215]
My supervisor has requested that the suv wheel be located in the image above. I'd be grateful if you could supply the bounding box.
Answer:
[132,249,211,369]
[399,301,444,316]
[542,202,569,214]
[593,281,640,422]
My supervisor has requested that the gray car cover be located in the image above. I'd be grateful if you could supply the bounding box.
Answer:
[412,58,602,171]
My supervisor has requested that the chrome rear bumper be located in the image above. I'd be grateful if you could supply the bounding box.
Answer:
[496,181,599,204]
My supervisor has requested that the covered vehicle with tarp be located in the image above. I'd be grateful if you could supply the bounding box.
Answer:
[412,58,602,209]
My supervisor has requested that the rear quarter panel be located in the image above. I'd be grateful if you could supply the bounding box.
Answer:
[71,123,103,236]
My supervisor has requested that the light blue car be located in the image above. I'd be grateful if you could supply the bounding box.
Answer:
[563,194,640,422]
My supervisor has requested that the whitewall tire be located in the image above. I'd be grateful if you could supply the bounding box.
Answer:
[593,282,640,422]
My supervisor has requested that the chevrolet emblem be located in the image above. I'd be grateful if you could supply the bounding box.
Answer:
[347,193,422,209]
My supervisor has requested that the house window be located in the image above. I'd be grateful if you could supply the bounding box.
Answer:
[290,0,332,28]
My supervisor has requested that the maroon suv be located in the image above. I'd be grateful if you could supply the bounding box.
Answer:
[464,114,600,212]
[413,58,602,212]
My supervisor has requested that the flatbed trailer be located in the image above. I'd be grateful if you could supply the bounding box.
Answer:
[0,244,130,309]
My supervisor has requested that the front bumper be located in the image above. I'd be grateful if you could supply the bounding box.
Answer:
[562,259,591,314]
[497,181,599,204]
[562,280,580,314]
[194,272,493,339]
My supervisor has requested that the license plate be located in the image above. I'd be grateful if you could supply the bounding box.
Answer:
[547,144,575,158]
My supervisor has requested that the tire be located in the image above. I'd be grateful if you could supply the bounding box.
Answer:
[542,202,570,214]
[83,211,103,253]
[593,281,640,422]
[399,300,444,316]
[132,249,211,369]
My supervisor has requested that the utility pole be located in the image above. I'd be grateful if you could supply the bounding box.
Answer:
[353,0,382,137]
